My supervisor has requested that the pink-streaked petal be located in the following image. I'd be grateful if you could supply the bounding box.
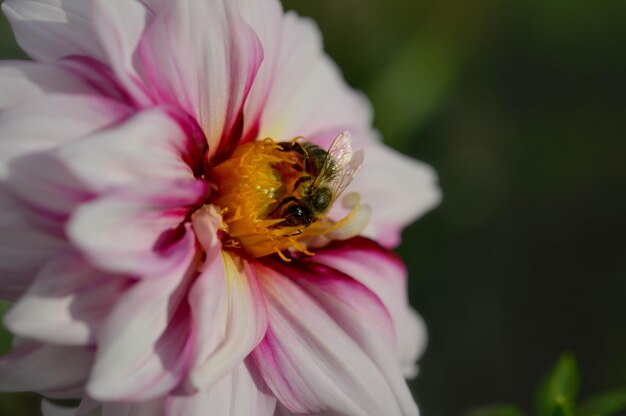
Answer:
[68,180,207,276]
[167,360,276,416]
[58,108,199,192]
[0,191,66,301]
[0,61,95,110]
[0,341,93,396]
[92,0,153,106]
[87,228,197,401]
[138,0,263,161]
[258,12,372,143]
[0,94,132,179]
[348,143,441,247]
[4,252,127,346]
[311,237,428,378]
[238,0,284,142]
[251,264,408,416]
[267,259,418,416]
[1,0,106,62]
[186,206,268,390]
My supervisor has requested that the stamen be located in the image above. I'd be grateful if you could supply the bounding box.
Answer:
[204,137,364,260]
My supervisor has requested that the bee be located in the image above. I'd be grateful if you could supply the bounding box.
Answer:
[270,132,364,228]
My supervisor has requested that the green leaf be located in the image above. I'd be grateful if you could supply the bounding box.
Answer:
[535,353,581,416]
[576,387,626,416]
[467,404,527,416]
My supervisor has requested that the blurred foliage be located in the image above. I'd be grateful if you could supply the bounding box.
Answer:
[1,0,626,414]
[470,354,626,416]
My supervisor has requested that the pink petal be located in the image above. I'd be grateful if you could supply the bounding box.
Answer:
[68,180,207,276]
[347,143,441,247]
[0,341,94,396]
[251,264,411,416]
[185,206,268,390]
[0,191,66,300]
[311,237,428,378]
[137,0,263,161]
[58,108,199,192]
[257,12,372,143]
[1,0,106,62]
[86,228,197,401]
[0,61,95,110]
[0,94,131,179]
[167,360,277,416]
[4,252,127,346]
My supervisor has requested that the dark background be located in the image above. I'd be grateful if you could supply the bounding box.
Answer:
[1,0,625,414]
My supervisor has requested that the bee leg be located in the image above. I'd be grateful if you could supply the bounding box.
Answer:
[269,196,298,216]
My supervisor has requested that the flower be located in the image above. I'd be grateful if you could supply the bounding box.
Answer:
[0,0,441,415]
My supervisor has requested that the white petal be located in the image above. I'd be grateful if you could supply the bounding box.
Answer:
[312,238,428,378]
[185,206,268,390]
[87,229,197,401]
[92,0,154,105]
[4,253,126,345]
[2,0,106,62]
[0,61,94,110]
[42,400,79,416]
[252,264,410,416]
[167,361,276,416]
[68,180,207,276]
[0,191,65,300]
[348,143,441,247]
[0,341,94,395]
[258,12,372,143]
[58,108,198,192]
[0,94,131,179]
[137,0,263,160]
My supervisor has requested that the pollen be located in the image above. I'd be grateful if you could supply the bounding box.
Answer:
[207,138,361,261]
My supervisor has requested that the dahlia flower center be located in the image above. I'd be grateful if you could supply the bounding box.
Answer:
[206,138,360,261]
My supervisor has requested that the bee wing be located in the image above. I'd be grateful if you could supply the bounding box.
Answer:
[324,132,364,202]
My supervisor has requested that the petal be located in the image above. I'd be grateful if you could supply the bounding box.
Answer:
[58,108,199,192]
[311,237,428,378]
[348,143,441,247]
[0,94,131,179]
[4,252,127,346]
[92,0,154,105]
[42,401,79,416]
[238,0,284,142]
[167,360,276,416]
[68,180,207,276]
[137,0,263,161]
[185,206,268,390]
[0,341,94,396]
[251,264,412,416]
[2,0,106,62]
[0,61,94,110]
[0,191,66,300]
[101,399,166,416]
[258,12,372,143]
[86,228,197,401]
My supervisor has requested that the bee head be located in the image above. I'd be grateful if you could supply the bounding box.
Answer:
[282,203,314,226]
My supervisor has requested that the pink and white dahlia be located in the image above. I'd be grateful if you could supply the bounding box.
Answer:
[0,0,440,415]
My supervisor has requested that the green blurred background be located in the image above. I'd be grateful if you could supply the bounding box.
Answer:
[1,0,625,415]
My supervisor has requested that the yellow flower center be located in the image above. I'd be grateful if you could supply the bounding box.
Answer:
[206,138,359,261]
